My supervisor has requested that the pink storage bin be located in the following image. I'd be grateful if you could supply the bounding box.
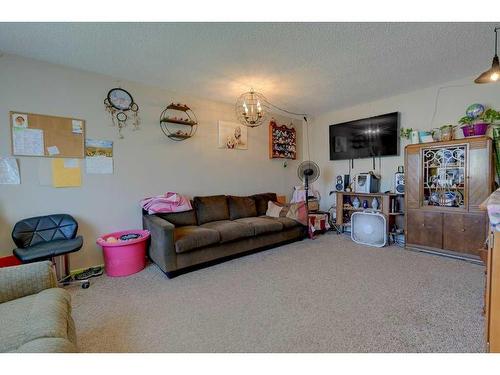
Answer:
[96,229,150,277]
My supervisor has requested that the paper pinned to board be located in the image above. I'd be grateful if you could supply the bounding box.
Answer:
[0,157,20,184]
[12,128,44,156]
[72,120,84,134]
[12,113,28,129]
[47,145,60,156]
[85,139,113,174]
[52,158,81,187]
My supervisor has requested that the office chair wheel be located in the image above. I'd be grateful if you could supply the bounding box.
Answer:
[82,281,90,289]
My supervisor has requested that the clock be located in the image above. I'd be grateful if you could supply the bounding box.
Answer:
[107,88,134,111]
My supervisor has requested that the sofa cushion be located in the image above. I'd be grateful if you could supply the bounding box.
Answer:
[234,217,284,235]
[201,220,254,243]
[0,288,73,353]
[194,195,230,225]
[157,209,197,227]
[174,226,220,254]
[260,215,301,229]
[252,193,278,216]
[228,196,257,220]
[265,201,283,218]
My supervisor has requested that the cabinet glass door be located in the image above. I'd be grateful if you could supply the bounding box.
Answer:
[422,145,466,209]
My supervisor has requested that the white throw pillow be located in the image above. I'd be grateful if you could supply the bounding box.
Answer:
[266,201,283,218]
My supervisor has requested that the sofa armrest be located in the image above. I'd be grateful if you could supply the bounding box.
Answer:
[142,214,177,274]
[0,261,57,304]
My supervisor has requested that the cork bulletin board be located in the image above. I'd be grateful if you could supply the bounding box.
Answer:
[10,111,85,158]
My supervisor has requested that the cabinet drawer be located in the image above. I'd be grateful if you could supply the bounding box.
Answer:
[443,213,487,256]
[407,210,443,249]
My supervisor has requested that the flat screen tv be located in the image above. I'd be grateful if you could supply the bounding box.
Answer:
[329,112,400,161]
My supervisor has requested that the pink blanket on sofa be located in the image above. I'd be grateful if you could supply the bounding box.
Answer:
[141,192,192,214]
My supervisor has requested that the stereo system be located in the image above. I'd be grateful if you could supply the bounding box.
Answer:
[354,172,380,193]
[335,174,351,192]
[394,166,404,194]
[335,170,404,195]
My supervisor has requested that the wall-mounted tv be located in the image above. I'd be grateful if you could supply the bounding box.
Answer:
[329,112,400,161]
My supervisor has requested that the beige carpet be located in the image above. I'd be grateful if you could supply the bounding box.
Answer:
[69,234,485,352]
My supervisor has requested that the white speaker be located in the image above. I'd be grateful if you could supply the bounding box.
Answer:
[351,211,387,247]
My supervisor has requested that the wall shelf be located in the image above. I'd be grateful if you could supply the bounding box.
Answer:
[269,119,297,159]
[160,118,197,126]
[159,102,198,142]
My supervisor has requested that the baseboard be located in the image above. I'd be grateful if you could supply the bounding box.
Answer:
[405,246,483,265]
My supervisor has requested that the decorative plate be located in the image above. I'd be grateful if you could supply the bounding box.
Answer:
[107,88,134,111]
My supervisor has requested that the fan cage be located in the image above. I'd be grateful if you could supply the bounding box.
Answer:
[297,161,320,183]
[351,211,387,247]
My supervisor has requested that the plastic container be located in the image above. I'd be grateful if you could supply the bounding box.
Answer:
[461,123,489,137]
[96,230,150,277]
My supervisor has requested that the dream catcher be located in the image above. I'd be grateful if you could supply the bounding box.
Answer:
[104,88,140,138]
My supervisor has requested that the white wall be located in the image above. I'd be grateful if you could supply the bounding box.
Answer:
[309,77,500,212]
[0,54,303,269]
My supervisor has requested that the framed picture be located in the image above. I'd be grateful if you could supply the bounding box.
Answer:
[218,121,247,150]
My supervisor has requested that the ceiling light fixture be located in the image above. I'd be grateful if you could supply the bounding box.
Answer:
[235,90,266,127]
[235,89,308,128]
[475,27,500,84]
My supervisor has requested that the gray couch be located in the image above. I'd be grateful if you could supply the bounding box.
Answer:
[143,193,306,278]
[0,261,77,352]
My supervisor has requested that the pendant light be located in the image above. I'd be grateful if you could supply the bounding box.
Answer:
[235,90,266,127]
[475,27,500,84]
[235,89,308,128]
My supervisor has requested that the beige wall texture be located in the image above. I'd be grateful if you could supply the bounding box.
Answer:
[0,54,303,270]
[309,77,500,213]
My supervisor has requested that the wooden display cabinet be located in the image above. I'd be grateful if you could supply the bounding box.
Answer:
[486,222,500,352]
[404,137,494,259]
[269,120,297,160]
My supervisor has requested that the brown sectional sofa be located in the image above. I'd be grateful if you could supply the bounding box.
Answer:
[143,193,306,278]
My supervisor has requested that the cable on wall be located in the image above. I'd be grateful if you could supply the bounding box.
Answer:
[429,83,476,128]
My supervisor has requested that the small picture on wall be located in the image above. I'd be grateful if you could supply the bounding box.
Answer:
[218,120,247,150]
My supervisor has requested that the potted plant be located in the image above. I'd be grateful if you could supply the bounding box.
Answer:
[459,105,500,137]
[400,127,412,139]
[482,108,500,125]
[439,124,456,141]
[401,127,419,144]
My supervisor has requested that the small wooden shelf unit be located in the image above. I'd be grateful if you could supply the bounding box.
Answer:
[336,192,405,234]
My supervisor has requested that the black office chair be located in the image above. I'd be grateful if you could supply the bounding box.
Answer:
[12,214,90,288]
